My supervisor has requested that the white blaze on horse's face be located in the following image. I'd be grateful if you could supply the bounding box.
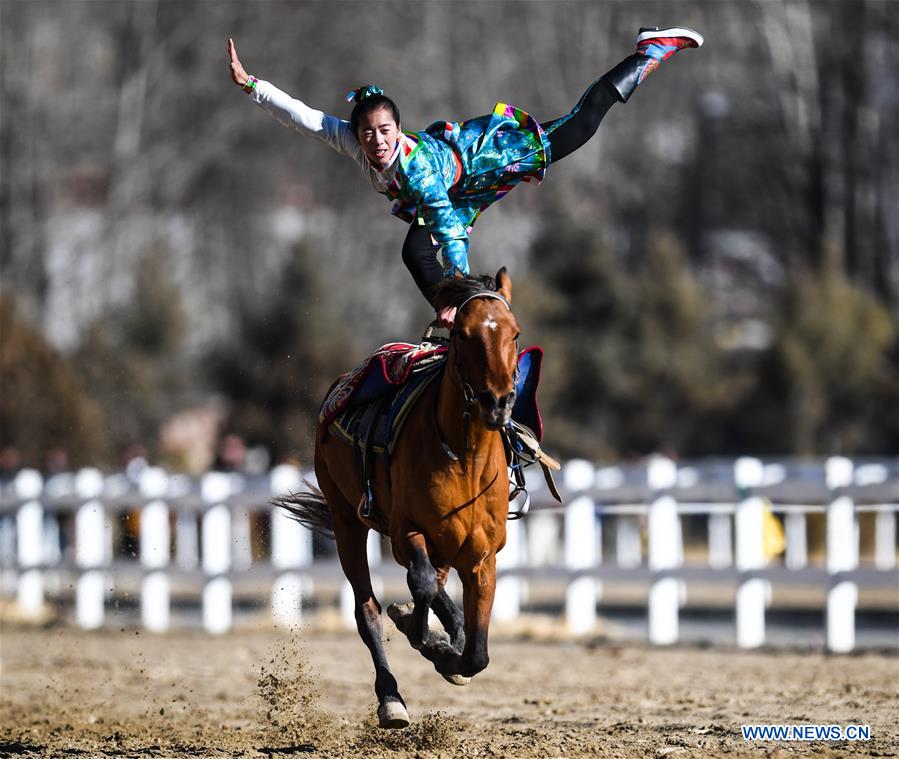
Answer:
[455,295,520,430]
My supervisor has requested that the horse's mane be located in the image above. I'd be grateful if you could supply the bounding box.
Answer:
[430,274,498,311]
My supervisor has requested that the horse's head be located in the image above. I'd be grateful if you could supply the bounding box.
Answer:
[435,268,520,431]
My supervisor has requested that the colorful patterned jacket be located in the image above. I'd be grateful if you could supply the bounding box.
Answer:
[250,80,551,276]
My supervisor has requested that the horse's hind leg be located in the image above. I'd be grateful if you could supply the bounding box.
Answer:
[328,503,409,728]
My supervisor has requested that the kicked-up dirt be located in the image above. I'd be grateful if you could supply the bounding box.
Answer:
[1,621,896,758]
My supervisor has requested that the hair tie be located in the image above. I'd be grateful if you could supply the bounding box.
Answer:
[345,85,384,104]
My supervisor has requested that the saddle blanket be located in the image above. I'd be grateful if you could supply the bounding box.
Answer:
[319,342,448,427]
[319,341,546,444]
[330,363,443,457]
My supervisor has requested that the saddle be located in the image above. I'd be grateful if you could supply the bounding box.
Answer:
[319,339,561,529]
[319,341,448,428]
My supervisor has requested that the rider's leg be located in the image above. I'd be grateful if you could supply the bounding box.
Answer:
[402,220,442,307]
[542,79,618,164]
[544,26,703,163]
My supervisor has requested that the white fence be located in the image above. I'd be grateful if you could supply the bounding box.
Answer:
[1,456,896,652]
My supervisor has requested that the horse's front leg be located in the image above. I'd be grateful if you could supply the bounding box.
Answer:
[416,553,496,679]
[400,531,438,649]
[455,553,495,677]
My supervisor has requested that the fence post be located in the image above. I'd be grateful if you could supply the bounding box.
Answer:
[175,511,199,571]
[140,467,171,633]
[708,512,733,569]
[647,456,680,645]
[493,517,523,621]
[229,475,252,572]
[524,467,557,565]
[616,516,642,568]
[735,457,767,648]
[201,473,233,634]
[564,459,598,635]
[527,510,559,566]
[15,469,44,617]
[784,512,808,570]
[270,465,312,627]
[826,456,857,653]
[42,509,62,567]
[75,468,106,629]
[874,509,896,570]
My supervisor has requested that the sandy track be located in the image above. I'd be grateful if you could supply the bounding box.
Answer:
[1,622,896,758]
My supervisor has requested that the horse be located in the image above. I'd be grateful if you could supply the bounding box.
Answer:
[276,268,521,728]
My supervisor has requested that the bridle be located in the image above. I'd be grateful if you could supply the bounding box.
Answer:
[437,291,519,467]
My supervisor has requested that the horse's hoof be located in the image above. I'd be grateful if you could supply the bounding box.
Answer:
[377,700,410,729]
[441,673,471,687]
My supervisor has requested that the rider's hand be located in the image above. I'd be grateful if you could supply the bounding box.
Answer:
[228,38,249,87]
[436,306,457,330]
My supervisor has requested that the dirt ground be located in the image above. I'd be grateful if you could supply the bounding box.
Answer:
[1,620,896,759]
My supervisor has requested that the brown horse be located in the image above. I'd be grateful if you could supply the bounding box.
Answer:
[277,269,520,728]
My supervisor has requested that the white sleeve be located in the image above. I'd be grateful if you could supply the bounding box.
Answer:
[249,79,362,162]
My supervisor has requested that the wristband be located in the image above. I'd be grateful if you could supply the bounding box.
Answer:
[242,75,258,94]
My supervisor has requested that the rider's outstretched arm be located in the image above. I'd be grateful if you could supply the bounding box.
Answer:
[228,37,361,161]
[248,81,361,160]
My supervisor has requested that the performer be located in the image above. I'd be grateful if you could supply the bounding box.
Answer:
[228,27,702,327]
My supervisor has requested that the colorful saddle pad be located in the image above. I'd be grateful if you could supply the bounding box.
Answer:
[319,341,546,447]
[319,341,448,427]
[330,362,443,456]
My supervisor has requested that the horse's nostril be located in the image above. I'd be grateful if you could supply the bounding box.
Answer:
[478,391,498,409]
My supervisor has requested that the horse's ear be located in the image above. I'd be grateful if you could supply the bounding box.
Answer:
[495,267,512,303]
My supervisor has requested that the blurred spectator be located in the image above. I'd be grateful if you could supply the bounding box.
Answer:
[243,445,271,475]
[0,446,22,483]
[122,443,149,483]
[43,447,69,476]
[158,405,224,474]
[213,433,247,472]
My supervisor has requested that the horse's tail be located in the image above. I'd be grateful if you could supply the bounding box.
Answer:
[272,481,334,539]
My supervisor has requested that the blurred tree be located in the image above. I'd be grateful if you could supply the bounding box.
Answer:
[748,263,897,454]
[526,208,738,459]
[0,296,106,467]
[1,0,897,462]
[205,241,353,463]
[74,248,189,461]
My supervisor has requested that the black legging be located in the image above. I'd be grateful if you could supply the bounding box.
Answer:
[542,77,618,163]
[403,76,619,305]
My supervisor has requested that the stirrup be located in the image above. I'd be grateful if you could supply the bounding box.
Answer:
[503,421,564,508]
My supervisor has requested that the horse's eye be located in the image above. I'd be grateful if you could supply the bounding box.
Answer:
[513,332,520,341]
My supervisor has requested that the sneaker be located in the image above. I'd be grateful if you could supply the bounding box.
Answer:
[603,25,704,102]
[634,26,704,82]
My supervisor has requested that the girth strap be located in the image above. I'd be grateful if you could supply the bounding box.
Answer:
[356,397,387,520]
